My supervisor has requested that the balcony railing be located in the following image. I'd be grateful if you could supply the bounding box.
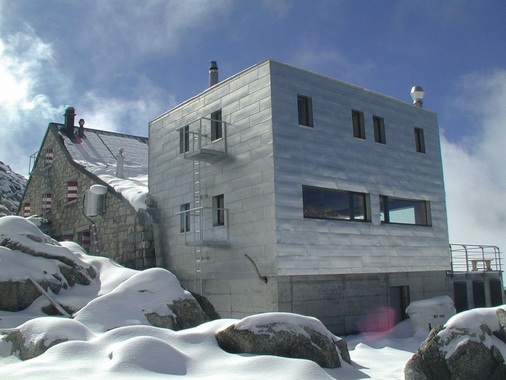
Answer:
[449,244,502,274]
[176,206,229,247]
[179,117,227,163]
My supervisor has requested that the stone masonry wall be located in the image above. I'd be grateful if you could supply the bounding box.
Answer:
[19,126,155,269]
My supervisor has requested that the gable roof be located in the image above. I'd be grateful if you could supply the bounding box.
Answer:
[19,123,149,213]
[55,124,149,211]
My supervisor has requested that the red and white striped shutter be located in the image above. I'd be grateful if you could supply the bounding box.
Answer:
[81,230,91,251]
[44,148,54,166]
[67,181,78,202]
[62,234,74,241]
[23,203,31,217]
[42,193,52,213]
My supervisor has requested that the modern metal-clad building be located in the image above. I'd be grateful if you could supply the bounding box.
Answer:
[149,60,474,334]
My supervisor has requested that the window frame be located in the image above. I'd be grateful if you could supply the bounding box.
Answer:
[211,110,223,141]
[212,194,225,227]
[180,203,191,233]
[179,125,190,154]
[380,195,430,226]
[297,95,313,127]
[373,116,386,144]
[352,110,366,139]
[302,186,370,222]
[414,127,426,153]
[67,180,78,203]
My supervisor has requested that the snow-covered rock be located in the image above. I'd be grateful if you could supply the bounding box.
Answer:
[0,216,97,312]
[2,317,93,360]
[0,162,26,217]
[73,268,209,332]
[405,306,506,379]
[215,312,351,368]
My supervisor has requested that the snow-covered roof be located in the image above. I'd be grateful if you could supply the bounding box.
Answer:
[56,126,149,211]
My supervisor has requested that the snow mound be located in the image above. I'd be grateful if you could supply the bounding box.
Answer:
[73,268,198,332]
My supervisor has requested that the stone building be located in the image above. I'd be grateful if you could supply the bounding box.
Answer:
[149,60,503,334]
[19,108,157,269]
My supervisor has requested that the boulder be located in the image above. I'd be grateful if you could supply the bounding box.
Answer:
[74,268,209,332]
[2,317,93,360]
[405,306,506,380]
[215,312,350,368]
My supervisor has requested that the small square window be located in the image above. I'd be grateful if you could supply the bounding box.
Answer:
[211,110,223,141]
[23,202,31,217]
[373,116,386,144]
[352,110,365,139]
[67,181,78,203]
[414,127,425,153]
[297,95,313,127]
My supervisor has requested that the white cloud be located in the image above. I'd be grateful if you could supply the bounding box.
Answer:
[442,70,506,254]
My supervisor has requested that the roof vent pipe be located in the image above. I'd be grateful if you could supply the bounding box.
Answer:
[64,107,76,139]
[209,61,218,87]
[410,86,424,108]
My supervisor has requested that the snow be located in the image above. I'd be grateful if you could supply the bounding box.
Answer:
[0,215,494,379]
[60,128,149,211]
[0,161,26,216]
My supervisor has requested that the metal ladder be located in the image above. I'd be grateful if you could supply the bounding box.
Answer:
[193,158,203,294]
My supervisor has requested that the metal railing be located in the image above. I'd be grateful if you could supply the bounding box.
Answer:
[179,117,228,162]
[449,244,502,274]
[176,206,229,247]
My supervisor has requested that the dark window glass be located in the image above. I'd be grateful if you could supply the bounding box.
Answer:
[297,95,313,127]
[180,203,190,232]
[179,125,190,154]
[213,194,225,226]
[211,110,223,141]
[302,186,369,222]
[373,116,386,144]
[415,127,425,153]
[352,110,365,139]
[380,196,430,226]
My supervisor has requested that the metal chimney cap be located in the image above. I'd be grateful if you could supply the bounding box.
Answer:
[410,86,424,107]
[64,106,76,115]
[209,61,218,70]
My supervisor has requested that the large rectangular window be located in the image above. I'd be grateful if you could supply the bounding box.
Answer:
[211,110,223,141]
[303,186,369,221]
[414,127,425,153]
[352,110,366,139]
[297,95,313,127]
[213,194,225,227]
[180,203,190,233]
[373,116,386,144]
[179,125,190,154]
[380,196,430,226]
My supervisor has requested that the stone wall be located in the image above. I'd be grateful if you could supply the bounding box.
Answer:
[19,126,155,269]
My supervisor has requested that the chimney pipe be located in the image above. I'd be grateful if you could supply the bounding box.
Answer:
[64,107,76,139]
[209,61,218,87]
[78,118,85,138]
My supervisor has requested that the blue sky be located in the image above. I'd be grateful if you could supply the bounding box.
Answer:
[1,1,505,252]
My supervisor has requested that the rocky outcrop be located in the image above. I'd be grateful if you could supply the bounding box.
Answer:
[145,298,209,330]
[405,307,506,380]
[215,313,350,368]
[2,317,93,360]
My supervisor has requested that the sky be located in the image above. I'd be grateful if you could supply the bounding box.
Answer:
[1,1,505,252]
